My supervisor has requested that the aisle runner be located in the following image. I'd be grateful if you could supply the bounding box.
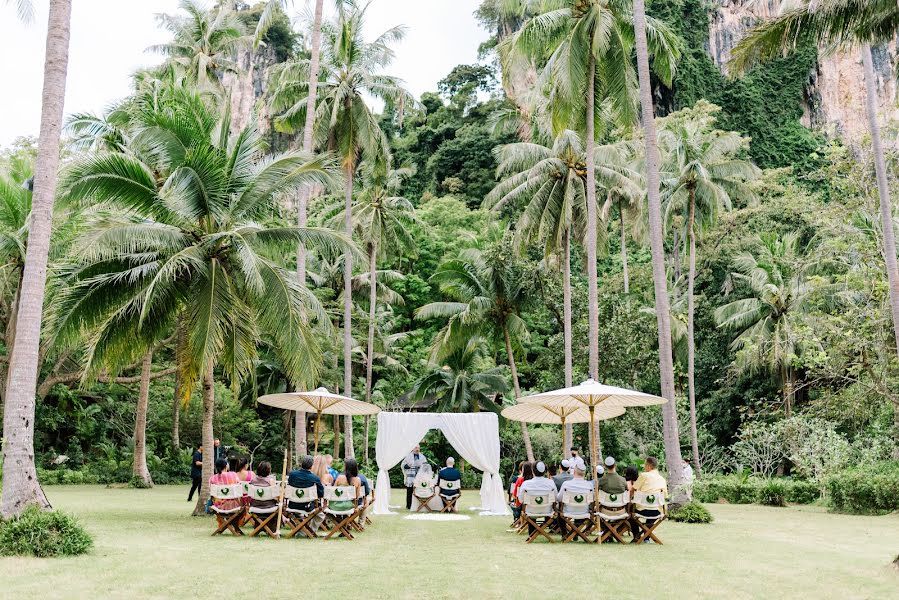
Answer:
[403,514,471,521]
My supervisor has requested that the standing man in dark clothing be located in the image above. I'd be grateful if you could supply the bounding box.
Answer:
[213,438,221,462]
[188,445,203,501]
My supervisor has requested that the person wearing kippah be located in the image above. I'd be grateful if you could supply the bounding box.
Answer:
[630,456,668,542]
[552,459,573,491]
[517,461,557,537]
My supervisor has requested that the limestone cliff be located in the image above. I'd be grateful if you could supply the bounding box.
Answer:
[708,0,898,141]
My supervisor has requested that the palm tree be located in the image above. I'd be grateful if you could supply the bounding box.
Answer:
[53,88,346,514]
[659,101,761,474]
[416,242,536,461]
[269,0,413,458]
[715,233,832,417]
[503,0,679,382]
[148,0,248,93]
[729,1,899,387]
[409,340,508,414]
[1,0,71,518]
[599,140,644,295]
[632,0,687,496]
[486,129,639,456]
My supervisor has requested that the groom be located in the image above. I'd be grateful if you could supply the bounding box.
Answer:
[402,445,427,510]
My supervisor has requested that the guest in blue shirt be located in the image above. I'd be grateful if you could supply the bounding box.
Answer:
[325,454,339,482]
[437,457,462,497]
[357,472,371,506]
[287,455,324,511]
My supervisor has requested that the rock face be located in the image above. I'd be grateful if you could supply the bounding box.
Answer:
[708,0,898,142]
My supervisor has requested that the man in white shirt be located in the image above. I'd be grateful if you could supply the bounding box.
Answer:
[517,461,557,537]
[556,463,594,538]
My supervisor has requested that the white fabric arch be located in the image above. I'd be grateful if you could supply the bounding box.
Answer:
[373,412,509,515]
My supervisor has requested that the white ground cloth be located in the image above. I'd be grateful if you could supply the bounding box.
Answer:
[403,513,471,521]
[373,412,510,516]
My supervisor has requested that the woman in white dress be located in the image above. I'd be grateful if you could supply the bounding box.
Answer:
[410,463,442,511]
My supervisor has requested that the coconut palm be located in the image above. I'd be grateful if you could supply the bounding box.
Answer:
[502,0,679,383]
[53,88,346,513]
[3,0,32,22]
[408,339,508,414]
[659,101,761,474]
[715,233,833,417]
[416,242,536,461]
[1,0,71,518]
[729,0,899,423]
[486,129,639,456]
[148,0,248,93]
[630,0,688,497]
[269,0,413,458]
[598,140,644,295]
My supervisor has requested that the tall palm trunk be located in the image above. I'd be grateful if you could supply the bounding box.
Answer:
[192,364,215,516]
[343,162,355,459]
[504,326,534,462]
[633,0,685,498]
[863,45,899,371]
[363,242,377,463]
[620,199,629,295]
[585,54,599,381]
[1,0,71,518]
[172,369,181,452]
[687,190,701,475]
[132,351,154,487]
[1,275,22,414]
[562,229,573,457]
[333,414,340,458]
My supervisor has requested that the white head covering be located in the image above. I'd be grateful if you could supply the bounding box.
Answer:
[574,457,586,472]
[535,461,547,475]
[560,458,571,470]
[604,456,616,467]
[596,465,605,476]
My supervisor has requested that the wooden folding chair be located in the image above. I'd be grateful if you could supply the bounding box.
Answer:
[247,484,282,538]
[412,480,437,512]
[632,491,667,544]
[520,491,557,543]
[284,485,322,539]
[596,490,631,543]
[558,490,595,543]
[210,483,246,536]
[438,478,461,513]
[323,486,359,540]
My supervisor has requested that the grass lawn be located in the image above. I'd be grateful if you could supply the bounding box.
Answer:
[2,485,897,599]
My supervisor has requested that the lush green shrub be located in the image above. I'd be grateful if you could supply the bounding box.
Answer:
[460,468,482,489]
[0,506,93,557]
[827,463,899,514]
[757,480,787,507]
[668,501,713,523]
[783,480,820,504]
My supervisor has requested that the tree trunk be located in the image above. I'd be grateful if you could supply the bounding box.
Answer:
[295,0,325,286]
[633,0,685,499]
[620,199,629,295]
[0,272,22,417]
[333,414,340,458]
[343,162,355,459]
[192,364,215,516]
[687,189,701,475]
[363,242,377,463]
[562,229,573,457]
[295,411,307,459]
[132,351,154,487]
[585,54,600,381]
[172,323,182,452]
[1,0,71,518]
[505,326,534,462]
[863,45,899,374]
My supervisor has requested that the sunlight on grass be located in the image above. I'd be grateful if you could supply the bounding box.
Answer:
[1,486,897,599]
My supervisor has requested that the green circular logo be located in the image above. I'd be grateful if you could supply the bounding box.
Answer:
[421,481,428,487]
[256,488,264,498]
[296,489,305,498]
[535,496,544,504]
[574,494,584,503]
[335,489,343,497]
[447,482,454,488]
[221,488,230,495]
[610,494,617,501]
[647,494,656,503]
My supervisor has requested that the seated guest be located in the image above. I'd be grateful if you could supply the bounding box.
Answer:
[553,459,573,491]
[333,458,363,512]
[625,465,639,496]
[287,455,324,511]
[249,461,277,510]
[437,457,462,497]
[510,462,534,523]
[325,454,339,482]
[210,458,242,512]
[598,456,627,494]
[311,455,333,485]
[509,462,524,503]
[358,471,371,507]
[556,463,593,508]
[630,456,668,543]
[235,457,254,482]
[517,461,557,536]
[411,463,440,511]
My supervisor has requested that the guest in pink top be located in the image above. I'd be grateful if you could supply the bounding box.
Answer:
[210,458,241,511]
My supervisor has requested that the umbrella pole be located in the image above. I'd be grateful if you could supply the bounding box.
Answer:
[560,415,566,460]
[589,405,598,537]
[275,447,288,539]
[314,410,322,454]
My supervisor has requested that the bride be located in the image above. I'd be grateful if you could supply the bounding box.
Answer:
[410,463,442,511]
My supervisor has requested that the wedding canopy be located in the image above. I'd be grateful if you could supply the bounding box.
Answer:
[373,412,509,516]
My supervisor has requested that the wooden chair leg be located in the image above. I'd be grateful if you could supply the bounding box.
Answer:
[524,516,554,543]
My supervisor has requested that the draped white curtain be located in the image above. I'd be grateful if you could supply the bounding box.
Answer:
[373,412,509,515]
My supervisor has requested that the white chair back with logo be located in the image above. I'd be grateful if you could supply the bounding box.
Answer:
[325,485,358,511]
[561,489,594,517]
[413,479,435,498]
[598,490,630,509]
[285,484,319,506]
[248,484,280,502]
[210,483,241,501]
[521,491,555,516]
[633,490,665,510]
[438,479,460,495]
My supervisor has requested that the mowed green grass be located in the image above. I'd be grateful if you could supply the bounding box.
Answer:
[1,485,897,600]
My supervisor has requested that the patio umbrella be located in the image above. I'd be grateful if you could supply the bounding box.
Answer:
[500,403,625,458]
[518,379,666,520]
[258,388,381,453]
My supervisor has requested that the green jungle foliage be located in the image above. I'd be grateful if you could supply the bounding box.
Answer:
[0,507,93,557]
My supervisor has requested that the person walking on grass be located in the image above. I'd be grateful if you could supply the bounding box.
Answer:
[187,445,203,502]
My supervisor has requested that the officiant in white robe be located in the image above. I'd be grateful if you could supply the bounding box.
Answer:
[402,445,428,510]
